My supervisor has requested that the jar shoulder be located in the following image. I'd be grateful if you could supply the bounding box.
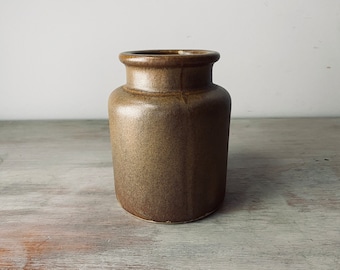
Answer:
[109,85,230,109]
[108,86,231,124]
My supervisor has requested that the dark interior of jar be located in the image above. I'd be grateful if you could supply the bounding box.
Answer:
[132,50,207,56]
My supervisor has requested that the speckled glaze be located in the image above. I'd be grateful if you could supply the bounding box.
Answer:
[108,50,231,223]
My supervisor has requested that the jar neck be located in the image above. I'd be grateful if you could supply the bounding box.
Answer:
[119,50,220,93]
[125,64,214,93]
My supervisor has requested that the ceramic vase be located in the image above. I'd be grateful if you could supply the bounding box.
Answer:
[108,50,231,223]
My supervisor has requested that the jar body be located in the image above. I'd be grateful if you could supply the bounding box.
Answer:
[108,50,231,223]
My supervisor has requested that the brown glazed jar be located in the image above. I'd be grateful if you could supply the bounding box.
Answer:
[108,50,231,223]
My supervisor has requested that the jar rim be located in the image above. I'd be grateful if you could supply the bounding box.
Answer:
[119,49,220,67]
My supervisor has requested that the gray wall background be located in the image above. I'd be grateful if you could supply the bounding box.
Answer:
[1,0,339,120]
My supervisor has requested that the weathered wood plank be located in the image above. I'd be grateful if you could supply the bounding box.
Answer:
[0,119,339,269]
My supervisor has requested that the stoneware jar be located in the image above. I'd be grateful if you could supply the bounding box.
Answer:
[108,49,231,223]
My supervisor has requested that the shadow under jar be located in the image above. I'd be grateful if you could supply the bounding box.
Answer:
[108,50,231,223]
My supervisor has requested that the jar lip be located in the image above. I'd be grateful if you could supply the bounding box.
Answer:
[119,49,220,67]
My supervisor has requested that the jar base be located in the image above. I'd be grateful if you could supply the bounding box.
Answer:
[116,196,223,224]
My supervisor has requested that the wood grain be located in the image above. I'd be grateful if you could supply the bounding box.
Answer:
[0,119,339,269]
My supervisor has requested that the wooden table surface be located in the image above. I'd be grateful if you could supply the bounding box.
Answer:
[0,118,339,269]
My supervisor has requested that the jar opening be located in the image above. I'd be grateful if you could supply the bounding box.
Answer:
[119,49,220,67]
[131,50,211,56]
